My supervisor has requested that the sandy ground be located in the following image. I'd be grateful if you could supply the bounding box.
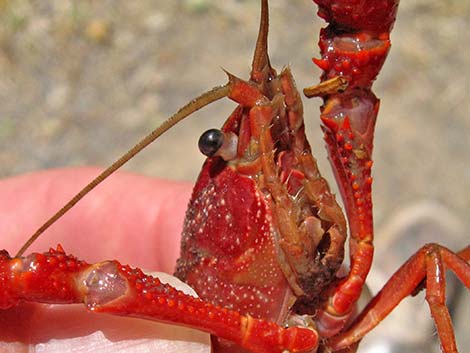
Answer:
[0,0,469,352]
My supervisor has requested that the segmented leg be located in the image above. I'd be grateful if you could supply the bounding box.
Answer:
[0,246,318,353]
[327,245,470,353]
[307,0,400,331]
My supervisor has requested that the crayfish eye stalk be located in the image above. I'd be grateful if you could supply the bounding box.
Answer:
[198,129,223,157]
[198,128,238,161]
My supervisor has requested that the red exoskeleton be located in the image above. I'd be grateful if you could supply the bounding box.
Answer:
[0,1,469,352]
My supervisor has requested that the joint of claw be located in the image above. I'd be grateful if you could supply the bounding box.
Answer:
[303,76,348,98]
[80,261,128,309]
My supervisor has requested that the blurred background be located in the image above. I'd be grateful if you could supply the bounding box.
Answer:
[0,0,468,352]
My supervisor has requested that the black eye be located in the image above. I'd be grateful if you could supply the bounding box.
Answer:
[198,129,224,157]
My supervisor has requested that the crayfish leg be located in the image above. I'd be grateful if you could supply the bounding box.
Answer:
[0,247,319,353]
[327,244,470,353]
[308,0,400,321]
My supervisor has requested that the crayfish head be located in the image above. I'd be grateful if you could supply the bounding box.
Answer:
[177,64,347,322]
[176,2,347,352]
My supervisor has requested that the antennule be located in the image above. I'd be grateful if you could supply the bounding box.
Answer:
[251,0,274,83]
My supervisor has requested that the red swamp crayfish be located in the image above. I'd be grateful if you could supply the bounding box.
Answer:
[0,1,469,353]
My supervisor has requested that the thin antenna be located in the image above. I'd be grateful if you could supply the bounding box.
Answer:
[16,83,231,257]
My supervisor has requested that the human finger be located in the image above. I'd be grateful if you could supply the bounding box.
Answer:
[0,167,193,273]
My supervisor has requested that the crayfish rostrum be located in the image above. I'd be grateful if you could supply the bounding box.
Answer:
[0,1,469,353]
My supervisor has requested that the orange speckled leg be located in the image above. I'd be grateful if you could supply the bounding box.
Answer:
[0,246,319,353]
[310,0,400,333]
[327,245,470,353]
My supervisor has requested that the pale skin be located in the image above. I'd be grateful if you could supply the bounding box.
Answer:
[0,168,211,353]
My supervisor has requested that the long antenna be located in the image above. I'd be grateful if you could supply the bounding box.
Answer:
[16,84,231,257]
